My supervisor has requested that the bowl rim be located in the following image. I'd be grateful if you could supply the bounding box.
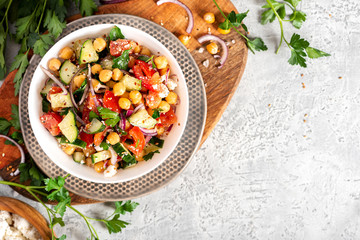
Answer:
[28,23,189,183]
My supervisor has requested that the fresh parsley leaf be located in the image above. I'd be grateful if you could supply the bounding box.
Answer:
[33,33,55,57]
[288,34,309,67]
[247,38,268,54]
[5,131,24,145]
[109,26,125,41]
[15,14,38,41]
[19,160,45,186]
[218,19,230,30]
[105,214,129,234]
[100,142,109,150]
[89,111,100,121]
[290,10,306,29]
[98,106,118,119]
[105,117,120,127]
[152,109,160,119]
[0,118,11,135]
[19,163,31,183]
[9,104,20,130]
[114,201,139,215]
[261,0,285,24]
[228,10,249,28]
[54,196,71,217]
[10,50,29,96]
[305,47,331,59]
[288,49,306,67]
[79,0,98,16]
[42,99,51,113]
[112,49,131,70]
[143,150,160,161]
[137,55,150,62]
[48,0,67,22]
[44,10,66,38]
[149,137,164,148]
[284,0,301,8]
[52,216,65,227]
[0,24,6,79]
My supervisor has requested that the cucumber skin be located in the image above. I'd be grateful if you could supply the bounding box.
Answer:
[73,152,85,164]
[58,110,78,143]
[87,118,106,134]
[58,136,87,149]
[91,150,111,164]
[59,60,77,85]
[79,39,99,64]
[128,109,157,129]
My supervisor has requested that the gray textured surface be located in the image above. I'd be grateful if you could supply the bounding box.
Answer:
[1,0,359,239]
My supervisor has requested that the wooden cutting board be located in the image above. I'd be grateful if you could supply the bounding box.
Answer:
[0,0,247,204]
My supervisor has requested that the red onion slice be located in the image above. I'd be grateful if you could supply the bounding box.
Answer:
[139,127,157,136]
[69,67,86,109]
[108,146,118,165]
[40,66,68,94]
[157,0,194,34]
[78,81,89,106]
[101,0,129,4]
[126,110,134,118]
[72,108,86,126]
[197,34,229,69]
[0,135,25,176]
[145,135,152,144]
[164,68,170,85]
[88,64,96,96]
[119,113,126,130]
[133,103,145,114]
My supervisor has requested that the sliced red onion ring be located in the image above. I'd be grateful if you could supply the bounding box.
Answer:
[197,34,228,69]
[139,127,157,136]
[126,110,134,118]
[79,81,89,106]
[145,135,152,144]
[72,108,86,126]
[101,0,129,4]
[157,0,194,34]
[164,68,170,85]
[0,135,25,176]
[69,67,86,109]
[40,66,68,94]
[88,64,95,96]
[119,113,126,130]
[133,103,145,113]
[108,146,118,165]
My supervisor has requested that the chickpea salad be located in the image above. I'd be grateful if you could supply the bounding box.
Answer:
[39,26,179,178]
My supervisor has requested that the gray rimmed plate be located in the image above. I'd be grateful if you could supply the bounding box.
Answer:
[19,14,206,201]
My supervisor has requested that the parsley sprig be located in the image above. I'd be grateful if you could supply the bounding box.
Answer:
[0,0,97,95]
[261,0,330,67]
[0,165,139,240]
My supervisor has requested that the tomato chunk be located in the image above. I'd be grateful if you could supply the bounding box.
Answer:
[40,112,63,136]
[145,91,161,109]
[158,108,177,128]
[123,126,145,156]
[109,39,133,57]
[79,131,94,147]
[103,90,121,113]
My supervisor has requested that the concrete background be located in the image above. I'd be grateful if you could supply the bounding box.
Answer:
[2,0,360,239]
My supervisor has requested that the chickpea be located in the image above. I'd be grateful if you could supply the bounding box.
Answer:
[99,69,113,83]
[62,145,76,155]
[112,68,123,81]
[154,56,168,69]
[159,66,170,76]
[217,27,231,35]
[158,101,170,113]
[166,92,178,105]
[150,72,161,84]
[48,58,61,71]
[74,74,86,88]
[85,157,93,167]
[118,97,131,110]
[178,35,191,45]
[140,46,151,56]
[128,56,136,68]
[206,42,219,55]
[106,80,116,88]
[156,125,165,136]
[107,132,120,145]
[129,91,142,104]
[93,38,107,52]
[203,12,215,23]
[94,161,105,173]
[134,45,141,53]
[91,64,102,75]
[113,82,126,96]
[58,47,74,60]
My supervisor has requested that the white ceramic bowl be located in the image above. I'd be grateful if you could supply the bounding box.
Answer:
[28,24,189,183]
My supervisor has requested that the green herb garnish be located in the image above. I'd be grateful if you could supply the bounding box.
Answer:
[109,26,125,41]
[143,150,160,161]
[112,48,131,70]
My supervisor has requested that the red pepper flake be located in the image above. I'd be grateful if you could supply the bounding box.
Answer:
[301,74,304,77]
[268,104,271,107]
[302,82,305,88]
[338,76,342,79]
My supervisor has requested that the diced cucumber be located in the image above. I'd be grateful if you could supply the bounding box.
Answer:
[113,142,130,156]
[79,39,99,64]
[91,150,111,164]
[86,118,106,134]
[59,60,77,85]
[58,110,78,143]
[143,143,161,155]
[128,109,157,129]
[58,136,87,149]
[73,39,86,60]
[73,152,85,164]
[40,79,54,97]
[120,74,142,91]
[50,93,73,109]
[100,56,114,70]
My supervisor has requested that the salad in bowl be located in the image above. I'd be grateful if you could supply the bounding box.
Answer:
[33,25,186,181]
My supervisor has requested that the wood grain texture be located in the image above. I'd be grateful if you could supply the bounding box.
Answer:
[0,0,247,204]
[0,196,52,240]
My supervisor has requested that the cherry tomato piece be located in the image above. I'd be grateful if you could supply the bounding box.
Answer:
[40,112,63,136]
